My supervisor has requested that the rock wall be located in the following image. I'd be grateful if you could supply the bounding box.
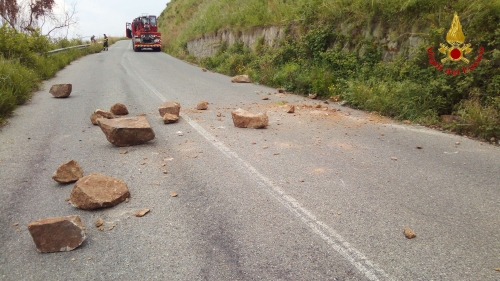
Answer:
[186,23,425,61]
[187,26,285,58]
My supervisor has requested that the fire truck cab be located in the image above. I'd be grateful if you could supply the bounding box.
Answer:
[126,14,162,52]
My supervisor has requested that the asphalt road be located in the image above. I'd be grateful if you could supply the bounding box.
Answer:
[1,40,499,281]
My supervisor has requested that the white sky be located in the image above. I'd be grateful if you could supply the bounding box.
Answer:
[51,0,170,39]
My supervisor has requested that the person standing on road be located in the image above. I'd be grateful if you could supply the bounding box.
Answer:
[103,34,109,51]
[91,35,95,43]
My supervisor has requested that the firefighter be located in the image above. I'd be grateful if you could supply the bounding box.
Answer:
[103,34,109,51]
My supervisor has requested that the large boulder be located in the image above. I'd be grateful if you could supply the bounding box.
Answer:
[158,101,180,117]
[90,109,114,125]
[97,116,155,147]
[70,173,130,210]
[231,75,252,83]
[231,108,268,129]
[52,160,84,183]
[49,84,72,98]
[28,215,87,253]
[110,103,129,115]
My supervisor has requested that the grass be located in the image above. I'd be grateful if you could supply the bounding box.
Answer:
[159,0,500,142]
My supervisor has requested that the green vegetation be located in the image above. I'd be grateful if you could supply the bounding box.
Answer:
[159,0,500,142]
[0,24,119,124]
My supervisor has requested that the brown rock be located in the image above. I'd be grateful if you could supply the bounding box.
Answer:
[404,227,417,239]
[49,84,72,98]
[231,75,252,83]
[110,103,129,115]
[440,115,462,124]
[95,218,104,227]
[285,105,295,113]
[202,68,207,72]
[277,88,285,93]
[134,209,150,217]
[261,97,269,100]
[231,108,268,129]
[158,101,180,117]
[70,173,130,210]
[196,101,209,110]
[28,216,86,253]
[90,109,114,125]
[309,93,318,99]
[163,113,180,124]
[97,116,155,147]
[52,160,84,183]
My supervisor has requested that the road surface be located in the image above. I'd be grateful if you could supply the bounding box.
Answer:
[1,40,499,280]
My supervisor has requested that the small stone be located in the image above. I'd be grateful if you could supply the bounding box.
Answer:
[261,97,269,100]
[263,146,268,149]
[120,150,128,154]
[98,226,104,231]
[13,223,19,226]
[108,225,115,231]
[404,227,416,239]
[52,160,84,183]
[455,142,461,145]
[71,258,76,262]
[416,146,423,149]
[163,113,180,124]
[202,68,207,72]
[163,170,168,174]
[49,84,72,98]
[231,75,252,83]
[158,101,180,117]
[285,105,295,113]
[315,104,322,108]
[277,88,285,93]
[273,152,280,155]
[95,218,104,227]
[309,93,318,99]
[135,209,150,217]
[170,191,178,197]
[494,268,500,272]
[196,101,209,110]
[110,103,129,115]
[391,157,398,161]
[125,198,130,203]
[28,215,87,253]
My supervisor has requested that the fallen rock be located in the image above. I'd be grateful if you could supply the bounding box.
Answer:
[231,75,252,83]
[110,103,129,115]
[170,191,178,197]
[98,116,155,147]
[49,84,72,98]
[158,101,180,117]
[231,108,268,129]
[262,97,269,100]
[134,209,150,217]
[52,160,84,183]
[309,93,318,99]
[95,218,104,227]
[90,109,114,125]
[28,215,86,253]
[277,88,285,93]
[202,68,207,72]
[163,113,179,124]
[285,105,295,113]
[404,227,417,239]
[196,101,209,110]
[70,173,130,210]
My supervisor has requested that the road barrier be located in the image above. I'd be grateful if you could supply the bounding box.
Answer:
[47,44,90,54]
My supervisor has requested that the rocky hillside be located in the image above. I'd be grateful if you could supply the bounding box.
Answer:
[158,0,500,142]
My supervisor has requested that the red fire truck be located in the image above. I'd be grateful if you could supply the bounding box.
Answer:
[126,14,162,52]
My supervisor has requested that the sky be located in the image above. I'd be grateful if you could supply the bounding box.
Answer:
[50,0,170,39]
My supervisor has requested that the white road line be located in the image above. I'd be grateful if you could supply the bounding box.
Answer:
[134,70,392,281]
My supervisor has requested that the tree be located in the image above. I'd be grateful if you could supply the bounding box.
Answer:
[0,0,76,37]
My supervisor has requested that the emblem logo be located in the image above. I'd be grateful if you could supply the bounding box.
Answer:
[427,13,484,75]
[438,13,473,63]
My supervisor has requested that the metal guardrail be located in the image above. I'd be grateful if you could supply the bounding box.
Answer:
[47,44,90,54]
